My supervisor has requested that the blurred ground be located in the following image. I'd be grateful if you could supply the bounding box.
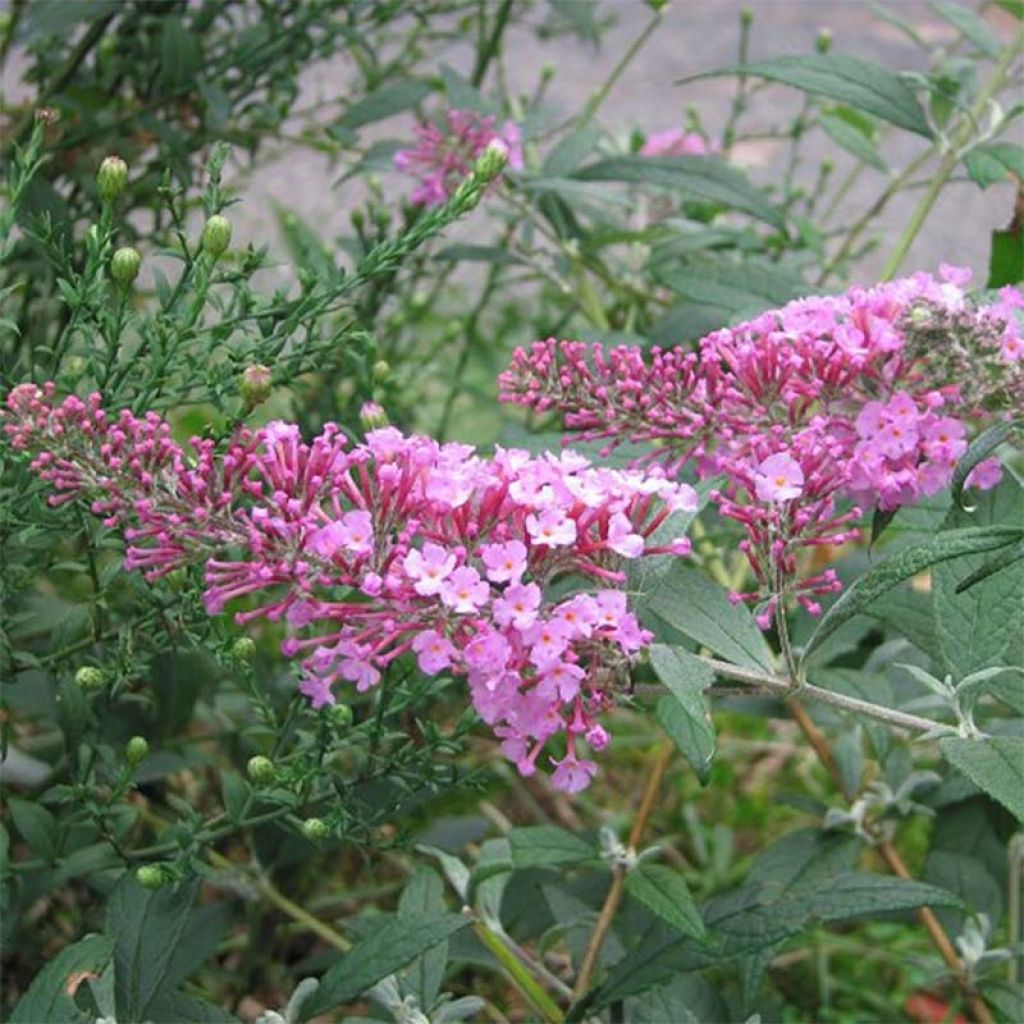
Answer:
[242,0,1020,284]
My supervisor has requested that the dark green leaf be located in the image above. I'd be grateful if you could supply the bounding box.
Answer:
[300,913,470,1018]
[221,772,248,824]
[9,934,113,1023]
[643,564,775,672]
[649,645,716,782]
[508,826,595,869]
[159,19,202,93]
[147,991,239,1023]
[106,876,198,1021]
[338,80,432,131]
[573,155,787,228]
[685,54,932,136]
[9,797,58,861]
[988,228,1024,288]
[952,420,1020,499]
[819,109,888,171]
[940,736,1024,822]
[804,526,1024,659]
[624,862,706,940]
[398,867,448,1009]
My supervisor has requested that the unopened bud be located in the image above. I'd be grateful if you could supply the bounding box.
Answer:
[75,666,106,693]
[816,29,832,53]
[740,6,754,27]
[232,636,257,661]
[97,156,128,204]
[359,401,389,431]
[136,865,166,890]
[645,0,669,10]
[247,754,276,786]
[125,736,149,766]
[301,817,329,841]
[327,703,354,730]
[202,214,232,258]
[474,139,510,180]
[239,365,272,407]
[110,247,141,286]
[372,360,391,383]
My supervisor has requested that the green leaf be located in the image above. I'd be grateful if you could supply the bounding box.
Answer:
[159,19,202,93]
[804,525,1024,660]
[338,80,432,131]
[106,876,199,1021]
[643,564,775,672]
[508,826,596,869]
[300,912,470,1018]
[819,108,888,171]
[952,420,1020,499]
[685,54,932,136]
[147,991,240,1023]
[398,867,448,1010]
[931,1,1002,57]
[9,934,113,1023]
[964,142,1024,189]
[9,796,58,861]
[220,771,248,824]
[573,155,787,228]
[649,645,716,783]
[624,862,706,940]
[988,228,1024,288]
[940,736,1024,822]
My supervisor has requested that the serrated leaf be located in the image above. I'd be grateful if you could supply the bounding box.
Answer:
[940,736,1024,822]
[643,564,775,672]
[685,54,932,136]
[106,876,199,1021]
[624,862,706,940]
[572,155,787,228]
[804,525,1024,660]
[299,913,470,1018]
[508,826,595,869]
[9,934,113,1023]
[649,645,716,783]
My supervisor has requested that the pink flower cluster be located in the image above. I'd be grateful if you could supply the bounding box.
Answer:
[500,267,1022,619]
[395,108,524,207]
[4,384,697,792]
[641,128,716,158]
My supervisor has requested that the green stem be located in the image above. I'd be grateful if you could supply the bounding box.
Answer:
[880,24,1024,282]
[472,921,565,1023]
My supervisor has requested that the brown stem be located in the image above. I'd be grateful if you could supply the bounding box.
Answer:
[786,699,993,1024]
[572,741,674,999]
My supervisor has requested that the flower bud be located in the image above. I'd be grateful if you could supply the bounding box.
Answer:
[740,6,754,27]
[239,365,272,407]
[645,0,669,10]
[326,703,354,730]
[124,736,149,766]
[359,401,389,432]
[75,666,106,693]
[372,360,391,383]
[97,156,128,204]
[301,817,329,841]
[247,754,276,786]
[110,247,141,286]
[202,214,232,258]
[816,29,832,53]
[473,139,510,181]
[136,865,166,890]
[232,636,257,662]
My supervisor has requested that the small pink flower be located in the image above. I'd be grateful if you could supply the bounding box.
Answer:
[607,511,644,557]
[493,581,541,629]
[412,630,457,675]
[527,618,572,668]
[525,508,577,547]
[641,128,714,158]
[964,456,1003,491]
[440,565,490,613]
[551,752,598,793]
[536,660,586,702]
[404,542,456,596]
[1000,333,1023,363]
[753,453,805,503]
[480,540,528,583]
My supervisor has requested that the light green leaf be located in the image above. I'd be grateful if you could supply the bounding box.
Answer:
[804,525,1024,660]
[338,80,432,131]
[300,913,470,1018]
[399,866,448,1010]
[508,826,596,869]
[685,54,932,136]
[940,736,1024,822]
[573,155,787,228]
[964,142,1024,189]
[931,1,1002,57]
[643,564,775,672]
[819,108,888,171]
[649,645,716,783]
[624,862,706,940]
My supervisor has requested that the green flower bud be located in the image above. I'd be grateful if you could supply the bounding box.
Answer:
[75,666,106,693]
[97,155,128,204]
[301,817,329,841]
[110,247,141,286]
[326,703,354,730]
[472,139,510,181]
[645,0,669,10]
[247,754,276,786]
[372,360,391,383]
[816,29,832,54]
[239,365,272,407]
[359,401,389,432]
[740,6,754,27]
[202,214,232,258]
[136,864,166,890]
[232,636,257,662]
[124,736,149,767]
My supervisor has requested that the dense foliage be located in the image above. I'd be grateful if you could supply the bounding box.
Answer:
[2,2,1023,1023]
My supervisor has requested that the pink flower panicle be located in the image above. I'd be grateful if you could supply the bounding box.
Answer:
[500,269,1022,620]
[394,108,524,207]
[641,128,717,157]
[4,385,698,792]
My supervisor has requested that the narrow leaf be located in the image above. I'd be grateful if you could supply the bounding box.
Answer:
[649,645,716,782]
[508,826,595,869]
[625,862,706,940]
